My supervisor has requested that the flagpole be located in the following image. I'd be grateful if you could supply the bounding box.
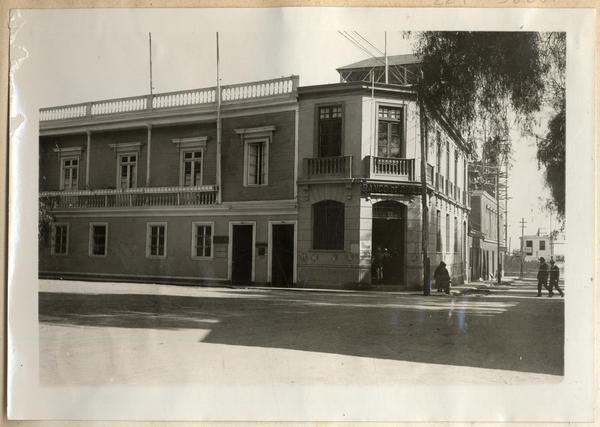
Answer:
[149,32,153,95]
[216,32,222,204]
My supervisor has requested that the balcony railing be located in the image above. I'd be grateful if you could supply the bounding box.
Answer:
[365,156,414,181]
[39,185,218,209]
[303,156,352,179]
[40,76,299,122]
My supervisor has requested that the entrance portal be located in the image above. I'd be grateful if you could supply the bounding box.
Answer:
[271,224,295,286]
[231,224,253,285]
[372,201,406,285]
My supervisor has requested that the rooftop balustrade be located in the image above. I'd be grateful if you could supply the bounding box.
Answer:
[40,185,218,209]
[40,76,299,122]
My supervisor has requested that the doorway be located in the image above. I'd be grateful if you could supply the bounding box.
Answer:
[231,224,254,285]
[372,201,406,285]
[270,223,295,286]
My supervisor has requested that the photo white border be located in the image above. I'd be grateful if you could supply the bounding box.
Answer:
[7,6,596,421]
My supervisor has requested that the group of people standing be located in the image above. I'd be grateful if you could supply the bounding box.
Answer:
[537,257,564,297]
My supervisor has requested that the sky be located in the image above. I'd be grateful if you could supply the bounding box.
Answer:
[12,8,559,250]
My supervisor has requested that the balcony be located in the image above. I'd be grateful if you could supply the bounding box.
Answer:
[303,156,352,180]
[364,156,415,181]
[39,185,219,209]
[39,76,299,123]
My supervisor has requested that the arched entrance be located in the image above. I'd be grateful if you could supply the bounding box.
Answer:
[372,200,406,285]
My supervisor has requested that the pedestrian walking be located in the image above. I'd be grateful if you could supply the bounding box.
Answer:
[548,259,564,297]
[372,247,384,283]
[434,261,451,294]
[536,257,551,297]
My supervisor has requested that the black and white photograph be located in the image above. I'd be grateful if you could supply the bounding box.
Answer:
[7,7,595,422]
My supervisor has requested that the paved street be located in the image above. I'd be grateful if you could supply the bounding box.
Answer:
[38,278,564,386]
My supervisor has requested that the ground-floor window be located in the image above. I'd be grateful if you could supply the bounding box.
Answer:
[313,200,344,250]
[52,223,69,255]
[147,223,167,258]
[192,222,213,258]
[89,223,108,256]
[454,216,459,253]
[445,213,450,253]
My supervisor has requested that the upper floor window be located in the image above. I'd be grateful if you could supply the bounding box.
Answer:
[89,223,108,257]
[318,105,342,157]
[539,240,546,250]
[119,153,137,189]
[245,138,268,186]
[182,150,203,186]
[173,136,208,187]
[51,223,69,255]
[61,157,79,191]
[454,152,459,185]
[377,106,404,158]
[313,200,344,250]
[147,223,167,258]
[446,143,451,178]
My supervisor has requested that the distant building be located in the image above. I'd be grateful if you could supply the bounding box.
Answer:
[468,189,505,280]
[520,232,565,263]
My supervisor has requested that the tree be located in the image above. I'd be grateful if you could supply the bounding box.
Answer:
[410,31,565,217]
[39,198,54,246]
[536,33,566,218]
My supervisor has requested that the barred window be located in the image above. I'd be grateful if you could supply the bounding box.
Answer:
[313,200,344,250]
[89,223,108,256]
[147,223,167,257]
[52,224,68,255]
[193,223,213,258]
[436,210,442,252]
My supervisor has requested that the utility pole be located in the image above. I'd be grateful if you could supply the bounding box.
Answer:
[519,218,527,278]
[148,32,153,95]
[496,164,501,286]
[419,91,430,296]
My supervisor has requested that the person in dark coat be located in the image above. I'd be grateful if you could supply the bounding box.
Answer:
[536,257,550,297]
[434,261,451,294]
[548,259,564,297]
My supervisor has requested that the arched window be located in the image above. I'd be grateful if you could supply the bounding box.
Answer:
[312,200,344,250]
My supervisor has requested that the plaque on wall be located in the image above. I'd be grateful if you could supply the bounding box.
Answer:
[213,235,229,244]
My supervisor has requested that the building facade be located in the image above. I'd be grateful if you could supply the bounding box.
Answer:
[39,77,300,286]
[468,189,505,280]
[296,66,470,289]
[40,61,471,290]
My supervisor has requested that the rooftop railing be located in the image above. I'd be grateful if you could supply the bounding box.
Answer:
[40,76,299,122]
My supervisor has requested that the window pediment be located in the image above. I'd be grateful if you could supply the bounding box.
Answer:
[235,126,276,142]
[53,146,83,156]
[172,136,207,151]
[109,142,142,153]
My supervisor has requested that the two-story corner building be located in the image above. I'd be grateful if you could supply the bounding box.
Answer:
[39,76,300,286]
[296,58,471,289]
[468,189,505,281]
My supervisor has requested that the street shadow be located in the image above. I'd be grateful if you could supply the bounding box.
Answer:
[39,289,564,376]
